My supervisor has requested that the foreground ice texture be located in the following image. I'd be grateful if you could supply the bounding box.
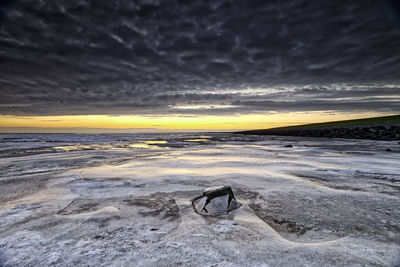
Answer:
[0,133,399,266]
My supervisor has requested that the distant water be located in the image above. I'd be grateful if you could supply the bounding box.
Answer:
[0,133,219,157]
[0,132,398,158]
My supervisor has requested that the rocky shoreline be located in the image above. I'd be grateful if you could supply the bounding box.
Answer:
[238,124,400,141]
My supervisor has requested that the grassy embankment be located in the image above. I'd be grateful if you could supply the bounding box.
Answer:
[237,114,400,134]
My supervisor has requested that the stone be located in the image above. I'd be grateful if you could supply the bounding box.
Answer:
[191,186,242,216]
[284,144,293,148]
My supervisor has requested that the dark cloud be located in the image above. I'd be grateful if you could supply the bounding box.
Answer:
[0,0,399,116]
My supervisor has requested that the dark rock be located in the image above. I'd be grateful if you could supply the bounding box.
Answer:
[191,185,242,216]
[386,148,392,152]
[238,124,400,141]
[284,145,293,148]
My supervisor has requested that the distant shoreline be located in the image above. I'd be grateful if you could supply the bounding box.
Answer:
[236,115,400,141]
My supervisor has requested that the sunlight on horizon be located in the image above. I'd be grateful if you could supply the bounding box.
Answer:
[0,111,390,133]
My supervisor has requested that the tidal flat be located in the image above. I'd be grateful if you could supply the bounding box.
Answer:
[0,133,399,266]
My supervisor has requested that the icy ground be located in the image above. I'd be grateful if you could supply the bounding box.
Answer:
[0,133,399,266]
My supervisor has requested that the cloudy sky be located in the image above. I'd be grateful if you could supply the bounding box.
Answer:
[0,0,400,132]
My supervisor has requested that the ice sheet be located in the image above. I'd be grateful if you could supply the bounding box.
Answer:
[0,133,399,266]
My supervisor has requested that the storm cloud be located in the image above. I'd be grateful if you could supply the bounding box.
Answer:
[0,0,399,116]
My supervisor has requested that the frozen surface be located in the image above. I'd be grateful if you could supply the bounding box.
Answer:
[0,133,399,266]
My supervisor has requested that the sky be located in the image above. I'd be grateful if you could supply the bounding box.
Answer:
[0,0,400,133]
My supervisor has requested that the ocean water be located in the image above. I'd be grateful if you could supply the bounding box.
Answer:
[0,133,399,266]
